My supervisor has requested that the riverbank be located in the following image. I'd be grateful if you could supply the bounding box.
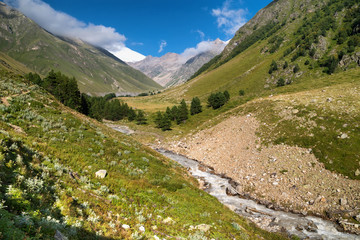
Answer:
[160,115,360,235]
[157,149,360,239]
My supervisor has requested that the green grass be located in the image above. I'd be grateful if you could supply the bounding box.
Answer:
[0,71,287,239]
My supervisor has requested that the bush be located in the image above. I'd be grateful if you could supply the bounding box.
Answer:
[268,60,278,74]
[239,90,245,96]
[293,64,300,73]
[277,77,285,87]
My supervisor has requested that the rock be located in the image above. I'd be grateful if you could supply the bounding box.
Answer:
[305,222,318,232]
[236,185,243,193]
[122,224,130,229]
[226,186,238,196]
[309,200,315,205]
[355,169,360,176]
[196,224,211,232]
[340,133,348,139]
[163,217,175,224]
[54,230,68,240]
[340,198,347,206]
[355,214,360,222]
[292,109,299,114]
[326,98,333,102]
[95,169,107,179]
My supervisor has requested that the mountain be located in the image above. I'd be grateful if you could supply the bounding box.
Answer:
[129,39,227,87]
[119,0,360,234]
[0,2,161,95]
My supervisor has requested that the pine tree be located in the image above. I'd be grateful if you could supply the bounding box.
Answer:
[136,110,147,125]
[160,113,172,131]
[170,105,179,121]
[190,97,202,115]
[154,111,163,128]
[177,99,188,124]
[128,108,136,121]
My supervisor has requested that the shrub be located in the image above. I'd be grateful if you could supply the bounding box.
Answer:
[277,77,285,87]
[293,64,300,73]
[268,60,278,74]
[239,90,245,96]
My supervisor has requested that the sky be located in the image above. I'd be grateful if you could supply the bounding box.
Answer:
[5,0,272,62]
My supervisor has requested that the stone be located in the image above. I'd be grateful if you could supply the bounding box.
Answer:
[163,217,175,224]
[95,169,107,179]
[355,169,360,176]
[54,230,68,240]
[355,214,360,222]
[226,186,238,196]
[326,98,333,102]
[196,224,211,232]
[122,224,130,230]
[340,198,347,206]
[292,109,299,114]
[340,133,348,139]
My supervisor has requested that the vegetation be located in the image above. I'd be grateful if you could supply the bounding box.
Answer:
[25,71,142,123]
[190,97,202,115]
[1,71,288,239]
[207,91,230,110]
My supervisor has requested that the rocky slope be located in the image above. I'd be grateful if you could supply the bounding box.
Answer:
[0,2,161,95]
[129,39,227,87]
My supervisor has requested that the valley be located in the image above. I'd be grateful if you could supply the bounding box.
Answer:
[1,0,360,239]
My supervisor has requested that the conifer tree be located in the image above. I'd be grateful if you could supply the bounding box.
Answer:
[136,110,147,125]
[177,99,188,124]
[190,97,202,115]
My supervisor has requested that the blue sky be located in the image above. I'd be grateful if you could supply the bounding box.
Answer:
[5,0,272,61]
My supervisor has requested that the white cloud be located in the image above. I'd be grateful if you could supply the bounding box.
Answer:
[4,0,145,62]
[158,40,167,53]
[112,47,146,63]
[212,0,248,36]
[180,39,228,62]
[196,30,205,40]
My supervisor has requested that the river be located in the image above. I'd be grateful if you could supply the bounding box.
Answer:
[110,125,359,239]
[157,149,360,240]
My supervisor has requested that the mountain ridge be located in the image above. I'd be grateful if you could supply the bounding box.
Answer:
[129,39,227,87]
[0,2,162,95]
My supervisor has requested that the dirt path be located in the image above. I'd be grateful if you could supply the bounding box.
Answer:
[166,115,360,232]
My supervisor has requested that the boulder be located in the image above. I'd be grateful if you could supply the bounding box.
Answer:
[95,169,107,179]
[226,186,238,196]
[355,169,360,176]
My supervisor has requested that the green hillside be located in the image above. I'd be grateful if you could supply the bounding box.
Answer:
[0,70,287,239]
[0,2,162,95]
[119,0,360,180]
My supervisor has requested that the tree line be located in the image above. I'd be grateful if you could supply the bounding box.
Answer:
[25,71,147,124]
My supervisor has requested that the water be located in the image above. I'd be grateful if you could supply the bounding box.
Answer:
[157,149,360,240]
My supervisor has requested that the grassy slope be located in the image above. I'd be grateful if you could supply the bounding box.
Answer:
[0,71,286,239]
[0,3,161,95]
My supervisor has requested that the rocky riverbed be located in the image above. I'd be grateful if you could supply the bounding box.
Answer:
[162,115,360,235]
